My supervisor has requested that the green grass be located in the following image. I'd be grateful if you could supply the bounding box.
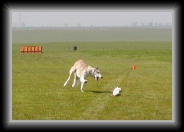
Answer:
[12,28,172,43]
[12,41,172,120]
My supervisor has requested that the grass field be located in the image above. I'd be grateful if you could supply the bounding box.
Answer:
[12,28,172,120]
[12,28,172,43]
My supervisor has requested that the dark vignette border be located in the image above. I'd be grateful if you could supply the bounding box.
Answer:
[1,1,182,131]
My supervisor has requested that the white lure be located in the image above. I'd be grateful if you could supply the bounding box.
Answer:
[112,87,121,96]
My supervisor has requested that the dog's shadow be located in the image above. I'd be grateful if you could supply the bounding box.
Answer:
[86,90,112,94]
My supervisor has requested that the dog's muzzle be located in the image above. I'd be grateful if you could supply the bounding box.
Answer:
[94,76,103,81]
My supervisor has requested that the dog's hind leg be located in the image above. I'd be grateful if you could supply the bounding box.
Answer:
[64,66,76,87]
[72,73,79,87]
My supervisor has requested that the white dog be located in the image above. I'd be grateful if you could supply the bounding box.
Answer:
[64,60,103,92]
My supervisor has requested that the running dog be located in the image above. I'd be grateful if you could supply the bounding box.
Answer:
[63,60,103,92]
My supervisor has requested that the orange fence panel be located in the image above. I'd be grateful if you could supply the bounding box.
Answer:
[35,46,38,53]
[24,46,28,53]
[20,46,42,54]
[38,46,42,53]
[28,46,32,53]
[31,46,35,53]
[20,46,24,53]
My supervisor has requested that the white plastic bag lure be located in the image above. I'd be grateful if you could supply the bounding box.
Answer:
[112,87,121,96]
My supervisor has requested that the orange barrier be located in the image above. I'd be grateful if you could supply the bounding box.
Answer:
[20,46,42,54]
[31,46,35,53]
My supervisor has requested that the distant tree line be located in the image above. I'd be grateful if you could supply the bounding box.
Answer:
[12,22,172,28]
[131,22,172,27]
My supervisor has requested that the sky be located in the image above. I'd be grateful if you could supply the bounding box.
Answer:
[12,11,172,27]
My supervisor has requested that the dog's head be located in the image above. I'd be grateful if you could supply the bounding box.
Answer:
[92,67,103,81]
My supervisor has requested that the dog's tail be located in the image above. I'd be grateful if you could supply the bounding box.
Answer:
[64,66,76,86]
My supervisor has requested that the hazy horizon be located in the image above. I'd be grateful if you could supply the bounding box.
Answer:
[12,11,172,27]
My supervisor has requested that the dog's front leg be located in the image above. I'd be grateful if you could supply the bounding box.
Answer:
[80,82,85,92]
[80,77,87,84]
